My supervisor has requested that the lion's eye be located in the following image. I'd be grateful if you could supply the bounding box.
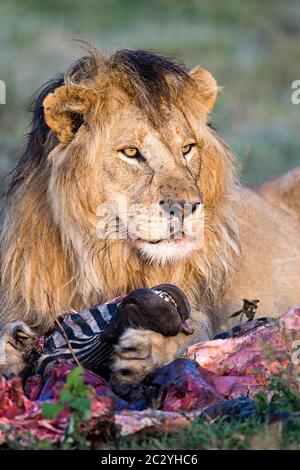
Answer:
[182,144,195,156]
[122,148,138,158]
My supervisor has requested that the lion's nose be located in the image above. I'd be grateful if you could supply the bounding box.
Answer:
[159,199,201,216]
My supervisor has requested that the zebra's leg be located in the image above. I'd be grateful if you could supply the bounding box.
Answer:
[0,321,38,376]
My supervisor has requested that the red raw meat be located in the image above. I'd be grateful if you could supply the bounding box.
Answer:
[0,362,115,445]
[186,322,292,399]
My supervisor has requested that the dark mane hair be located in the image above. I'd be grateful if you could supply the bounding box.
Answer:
[100,49,190,122]
[6,46,191,198]
[5,77,62,197]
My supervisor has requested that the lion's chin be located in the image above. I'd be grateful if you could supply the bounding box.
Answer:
[134,237,202,264]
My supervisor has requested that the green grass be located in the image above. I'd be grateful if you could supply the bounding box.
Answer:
[114,415,300,450]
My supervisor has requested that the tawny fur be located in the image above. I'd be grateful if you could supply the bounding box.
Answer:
[1,47,300,382]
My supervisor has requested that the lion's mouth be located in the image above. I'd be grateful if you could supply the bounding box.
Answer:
[132,233,202,262]
[138,234,194,245]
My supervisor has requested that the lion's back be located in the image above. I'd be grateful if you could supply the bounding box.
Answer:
[222,181,300,325]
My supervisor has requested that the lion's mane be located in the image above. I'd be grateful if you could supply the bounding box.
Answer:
[0,45,240,333]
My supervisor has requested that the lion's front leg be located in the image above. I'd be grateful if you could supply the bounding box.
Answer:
[0,321,38,376]
[112,313,213,383]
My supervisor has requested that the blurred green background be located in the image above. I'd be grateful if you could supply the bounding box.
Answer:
[0,0,300,189]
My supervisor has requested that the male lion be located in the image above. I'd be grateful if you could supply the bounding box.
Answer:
[0,46,299,382]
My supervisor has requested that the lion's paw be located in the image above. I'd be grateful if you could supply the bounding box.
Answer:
[112,328,176,383]
[0,321,38,376]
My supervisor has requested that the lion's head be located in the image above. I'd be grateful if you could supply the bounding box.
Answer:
[0,46,239,332]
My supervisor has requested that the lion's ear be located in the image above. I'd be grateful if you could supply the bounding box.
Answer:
[188,66,218,113]
[43,85,97,145]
